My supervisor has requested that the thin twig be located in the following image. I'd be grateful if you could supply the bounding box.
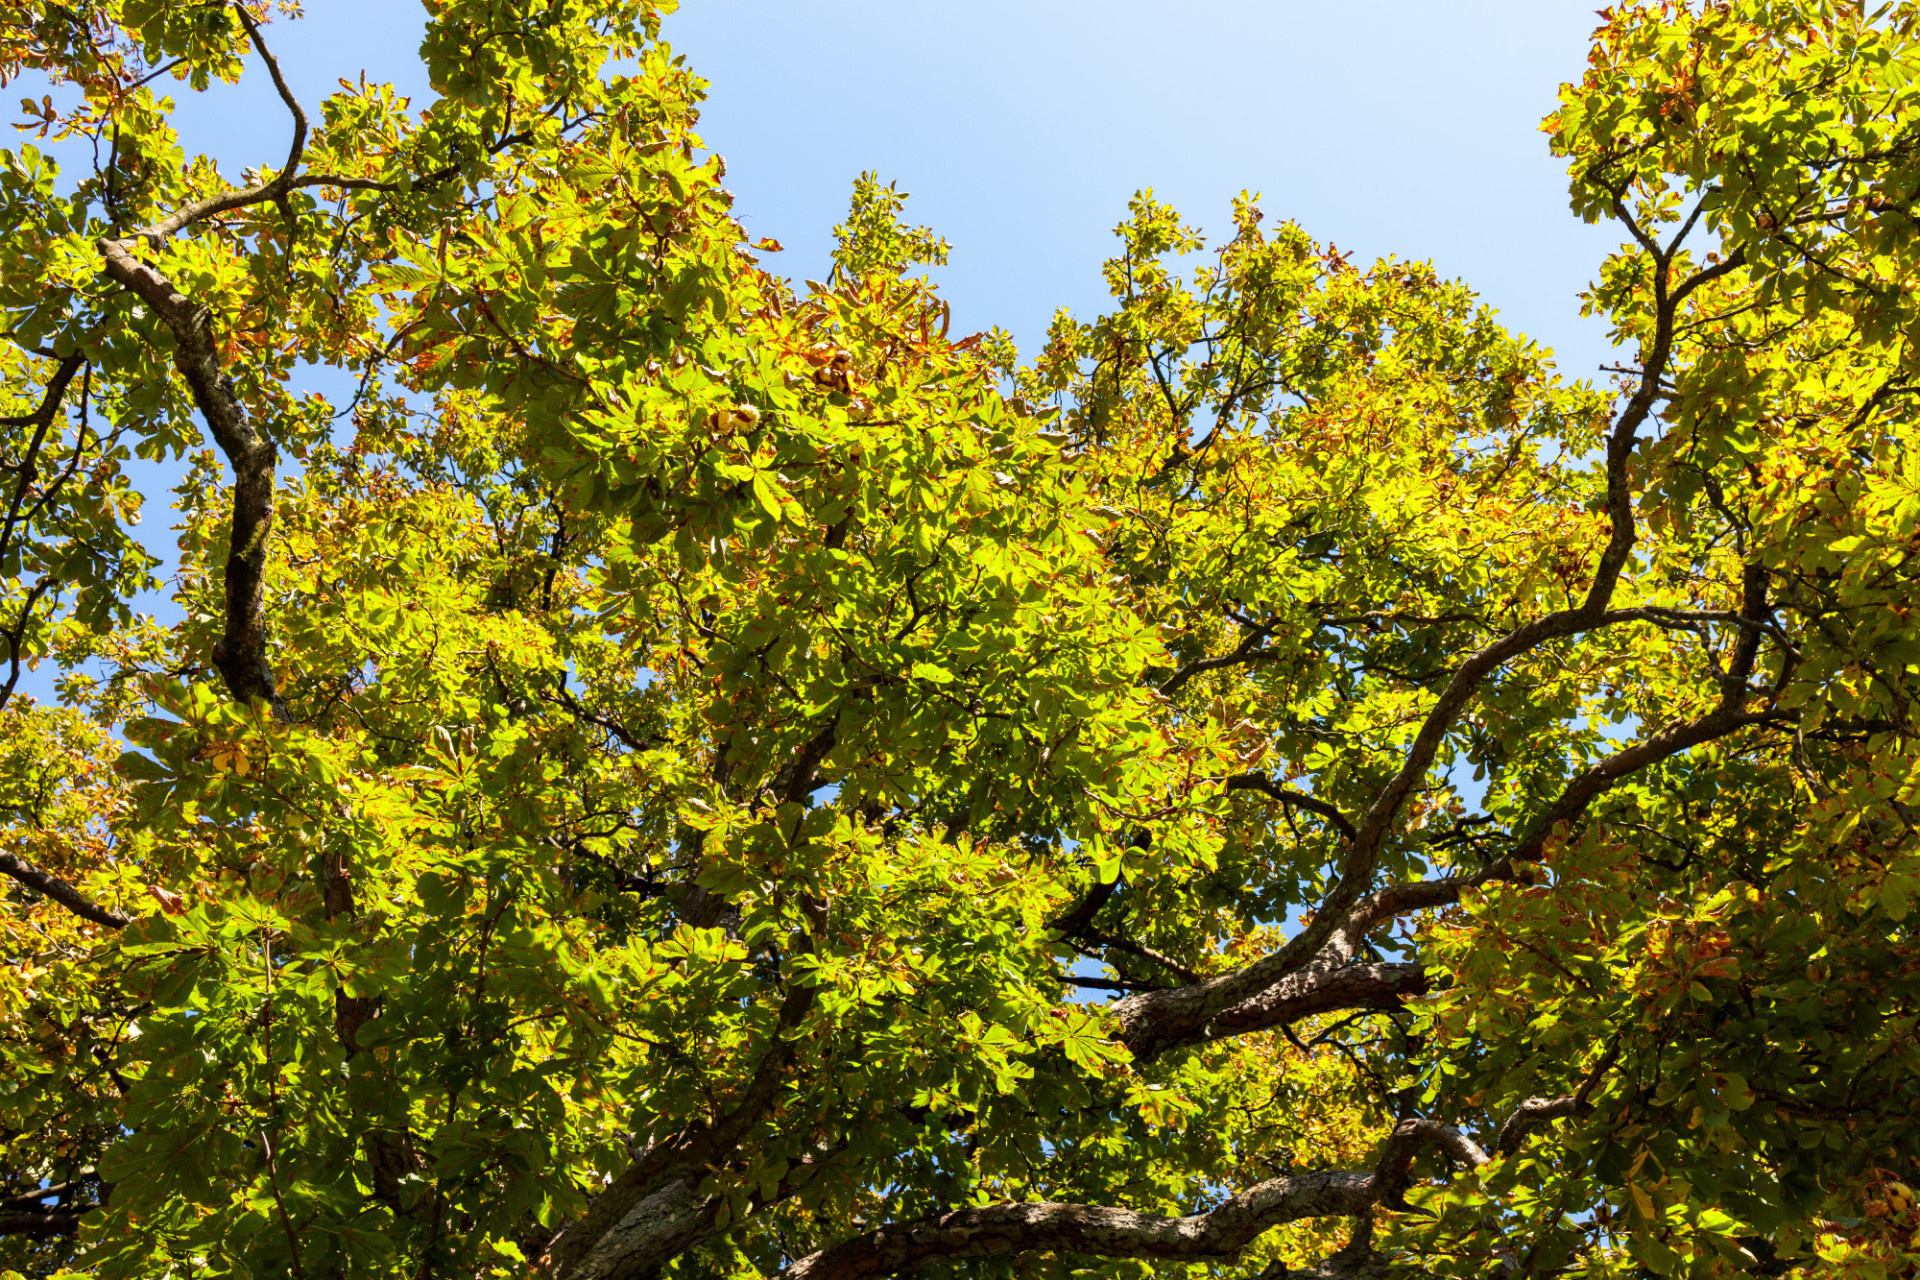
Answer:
[258,1128,309,1280]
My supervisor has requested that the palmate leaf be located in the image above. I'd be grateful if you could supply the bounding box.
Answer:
[373,261,441,291]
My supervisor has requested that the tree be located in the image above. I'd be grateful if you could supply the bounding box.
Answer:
[0,0,1917,1276]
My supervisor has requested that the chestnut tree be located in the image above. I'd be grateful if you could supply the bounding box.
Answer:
[1,2,1918,1277]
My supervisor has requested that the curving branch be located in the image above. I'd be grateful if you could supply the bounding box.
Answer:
[776,1112,1537,1280]
[89,13,316,719]
[546,926,824,1280]
[95,241,285,717]
[0,577,53,711]
[0,1207,87,1238]
[0,851,131,929]
[1235,198,1713,992]
[1343,564,1777,944]
[1494,1096,1589,1158]
[114,14,536,253]
[0,354,85,556]
[1226,772,1358,842]
[1119,558,1778,1069]
[1160,618,1280,696]
[1374,1118,1488,1208]
[121,12,304,246]
[1117,961,1425,1062]
[781,1171,1377,1280]
[0,354,86,711]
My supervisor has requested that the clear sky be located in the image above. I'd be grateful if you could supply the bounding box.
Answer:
[13,0,1626,698]
[148,0,1621,373]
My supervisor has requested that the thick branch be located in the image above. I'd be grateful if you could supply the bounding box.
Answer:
[89,11,309,717]
[1048,873,1119,936]
[0,851,130,929]
[1495,1096,1588,1158]
[95,241,284,716]
[782,1171,1377,1280]
[1375,1118,1488,1208]
[1117,962,1425,1062]
[774,723,839,807]
[0,1207,87,1237]
[781,1114,1506,1280]
[1345,566,1775,941]
[1244,202,1696,988]
[547,947,820,1280]
[0,1179,91,1210]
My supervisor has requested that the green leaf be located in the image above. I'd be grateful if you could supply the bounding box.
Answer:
[751,470,786,522]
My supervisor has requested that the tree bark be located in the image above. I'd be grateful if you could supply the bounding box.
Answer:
[95,240,286,719]
[781,1171,1377,1280]
[0,1207,86,1238]
[1116,961,1427,1062]
[0,851,130,930]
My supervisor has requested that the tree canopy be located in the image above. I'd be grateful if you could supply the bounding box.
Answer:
[1,1,1919,1277]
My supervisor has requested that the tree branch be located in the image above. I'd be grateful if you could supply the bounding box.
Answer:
[1076,927,1200,985]
[121,7,307,246]
[1048,873,1120,936]
[0,354,84,551]
[1494,1096,1588,1158]
[0,851,131,929]
[780,1171,1378,1280]
[1239,226,1711,988]
[1160,619,1279,696]
[0,1179,92,1210]
[233,6,306,195]
[1344,567,1777,941]
[1117,568,1777,1066]
[546,917,823,1280]
[1226,773,1358,842]
[1374,1118,1487,1208]
[95,241,285,717]
[93,7,304,716]
[1117,962,1425,1062]
[0,1208,87,1237]
[0,576,53,711]
[778,1114,1507,1280]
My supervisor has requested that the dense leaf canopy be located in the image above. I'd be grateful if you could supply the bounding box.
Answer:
[0,2,1918,1278]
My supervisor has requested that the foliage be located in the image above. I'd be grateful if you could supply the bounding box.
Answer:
[0,1,1916,1278]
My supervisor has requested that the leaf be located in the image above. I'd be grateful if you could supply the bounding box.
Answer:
[751,470,786,522]
[376,261,441,290]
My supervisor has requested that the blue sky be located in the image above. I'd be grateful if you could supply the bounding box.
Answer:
[151,0,1619,372]
[13,0,1624,700]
